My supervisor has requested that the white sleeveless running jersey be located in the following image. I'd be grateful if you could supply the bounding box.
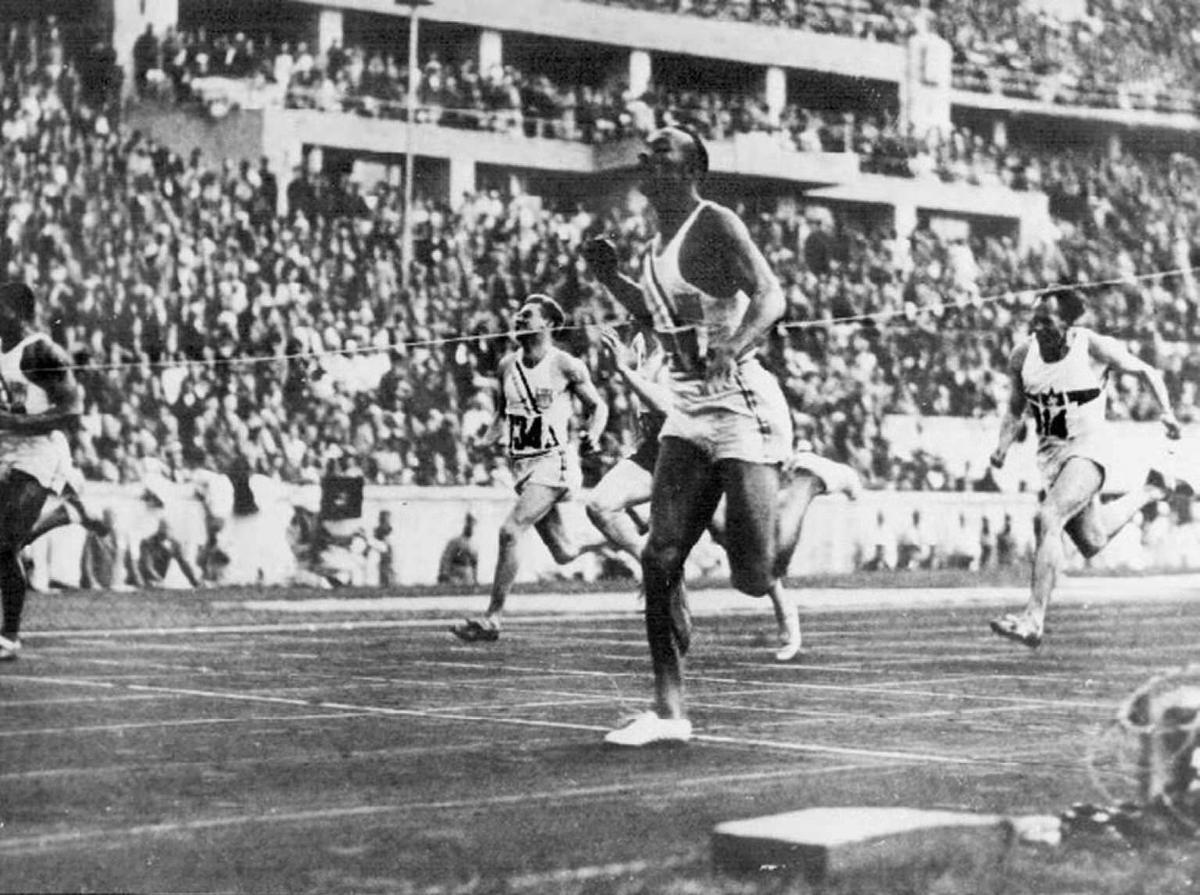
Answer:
[503,346,573,459]
[1021,327,1108,446]
[640,200,751,381]
[0,334,73,491]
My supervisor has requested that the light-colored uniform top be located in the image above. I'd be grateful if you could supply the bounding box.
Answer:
[640,201,753,394]
[638,200,792,463]
[503,346,573,459]
[0,334,73,492]
[1021,328,1108,447]
[1021,327,1110,484]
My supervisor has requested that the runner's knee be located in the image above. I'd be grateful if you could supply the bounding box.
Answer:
[1069,526,1105,559]
[544,538,577,565]
[1034,506,1066,541]
[642,537,687,580]
[585,492,618,522]
[730,562,772,598]
[497,521,524,551]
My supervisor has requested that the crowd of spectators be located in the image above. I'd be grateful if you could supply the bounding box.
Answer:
[580,0,1200,114]
[4,16,1200,503]
[136,26,1033,192]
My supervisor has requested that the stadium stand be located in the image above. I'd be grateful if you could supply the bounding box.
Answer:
[1,2,1198,576]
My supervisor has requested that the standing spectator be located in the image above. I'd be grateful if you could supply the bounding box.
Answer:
[979,516,997,571]
[996,513,1018,568]
[897,510,934,570]
[438,512,479,585]
[198,515,233,584]
[373,509,395,586]
[132,25,159,96]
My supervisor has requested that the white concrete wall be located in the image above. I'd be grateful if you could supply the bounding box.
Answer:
[36,477,1198,590]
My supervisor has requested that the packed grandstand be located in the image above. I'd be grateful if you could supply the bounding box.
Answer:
[4,1,1200,527]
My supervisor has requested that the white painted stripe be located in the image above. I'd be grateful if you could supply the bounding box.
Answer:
[7,675,1031,773]
[0,762,902,856]
[0,711,379,739]
[0,693,165,708]
[504,852,703,891]
[686,673,1113,710]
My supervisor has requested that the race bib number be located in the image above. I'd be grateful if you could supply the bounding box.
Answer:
[667,292,708,375]
[0,377,26,414]
[508,414,544,452]
[1031,395,1069,440]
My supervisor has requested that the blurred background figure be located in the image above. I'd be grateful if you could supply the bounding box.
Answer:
[80,508,138,591]
[138,519,203,589]
[438,512,479,586]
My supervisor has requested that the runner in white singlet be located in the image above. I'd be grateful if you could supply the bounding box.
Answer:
[988,288,1188,648]
[583,127,793,746]
[584,325,671,570]
[0,283,87,662]
[451,295,609,643]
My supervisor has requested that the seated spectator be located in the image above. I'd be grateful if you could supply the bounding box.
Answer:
[138,519,203,589]
[80,508,139,590]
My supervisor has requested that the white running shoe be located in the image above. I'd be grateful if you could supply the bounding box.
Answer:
[989,613,1043,649]
[603,712,692,747]
[790,452,863,499]
[0,634,21,662]
[775,605,802,662]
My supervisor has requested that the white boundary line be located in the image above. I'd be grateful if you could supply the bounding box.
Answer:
[6,674,1037,770]
[0,761,905,857]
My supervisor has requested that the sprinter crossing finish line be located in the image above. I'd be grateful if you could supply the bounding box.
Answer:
[584,126,792,746]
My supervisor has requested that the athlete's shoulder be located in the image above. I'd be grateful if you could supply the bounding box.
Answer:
[1008,338,1032,372]
[693,201,748,241]
[556,347,591,381]
[496,352,518,375]
[1080,327,1136,366]
[20,334,71,379]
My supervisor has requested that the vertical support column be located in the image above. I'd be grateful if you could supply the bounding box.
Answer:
[260,109,302,218]
[317,8,344,57]
[448,157,476,209]
[900,14,952,143]
[478,29,502,76]
[893,202,918,268]
[629,49,652,97]
[991,116,1008,151]
[1107,130,1122,160]
[111,0,179,97]
[764,65,786,126]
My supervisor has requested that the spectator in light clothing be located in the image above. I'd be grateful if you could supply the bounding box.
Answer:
[80,508,138,590]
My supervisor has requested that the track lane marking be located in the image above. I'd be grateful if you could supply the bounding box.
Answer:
[5,675,1033,770]
[0,762,904,856]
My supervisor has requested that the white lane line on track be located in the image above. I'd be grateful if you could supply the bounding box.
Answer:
[2,736,575,782]
[0,711,381,739]
[5,675,1029,771]
[501,852,704,893]
[404,661,1112,712]
[686,673,1113,710]
[0,693,165,708]
[0,762,904,856]
[24,614,652,641]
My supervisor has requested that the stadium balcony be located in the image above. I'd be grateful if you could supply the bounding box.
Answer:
[284,0,1200,128]
[127,89,1050,249]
